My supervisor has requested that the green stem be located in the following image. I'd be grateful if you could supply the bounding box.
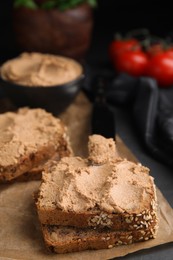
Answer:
[14,0,97,10]
[126,28,150,39]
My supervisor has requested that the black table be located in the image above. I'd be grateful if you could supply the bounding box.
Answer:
[113,107,173,260]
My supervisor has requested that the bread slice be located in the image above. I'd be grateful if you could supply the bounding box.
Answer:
[0,151,69,183]
[0,108,72,182]
[36,135,158,232]
[42,224,158,254]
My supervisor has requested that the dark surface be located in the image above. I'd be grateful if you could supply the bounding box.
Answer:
[111,107,173,260]
[91,76,116,139]
[0,1,173,259]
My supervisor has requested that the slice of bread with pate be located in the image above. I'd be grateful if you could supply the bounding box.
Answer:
[41,224,158,254]
[0,107,72,182]
[36,135,158,232]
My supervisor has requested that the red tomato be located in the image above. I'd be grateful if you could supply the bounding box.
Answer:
[147,44,173,58]
[146,43,163,58]
[113,50,149,77]
[146,52,173,87]
[109,39,141,59]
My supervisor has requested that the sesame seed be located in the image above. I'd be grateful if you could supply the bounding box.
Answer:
[125,218,132,223]
[144,215,152,221]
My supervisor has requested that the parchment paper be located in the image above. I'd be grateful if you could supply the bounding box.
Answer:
[0,93,173,260]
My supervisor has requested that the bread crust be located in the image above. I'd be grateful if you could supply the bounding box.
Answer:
[42,224,158,254]
[36,204,158,231]
[0,108,72,181]
[0,144,55,181]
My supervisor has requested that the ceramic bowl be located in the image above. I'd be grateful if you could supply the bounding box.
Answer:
[0,73,84,115]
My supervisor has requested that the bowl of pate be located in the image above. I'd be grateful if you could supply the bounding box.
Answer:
[0,52,84,114]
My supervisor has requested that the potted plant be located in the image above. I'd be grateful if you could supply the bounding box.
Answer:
[13,0,97,60]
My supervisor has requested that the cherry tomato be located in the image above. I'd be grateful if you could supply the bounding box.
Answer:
[146,44,173,58]
[113,50,149,77]
[109,39,141,59]
[146,52,173,87]
[146,43,163,58]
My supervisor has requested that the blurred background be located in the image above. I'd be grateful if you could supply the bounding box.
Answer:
[0,0,172,65]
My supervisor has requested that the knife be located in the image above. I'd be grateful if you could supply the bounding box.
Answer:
[91,76,116,139]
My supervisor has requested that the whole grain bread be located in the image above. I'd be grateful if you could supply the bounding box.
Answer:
[42,224,158,254]
[0,150,71,183]
[0,108,72,182]
[36,135,158,232]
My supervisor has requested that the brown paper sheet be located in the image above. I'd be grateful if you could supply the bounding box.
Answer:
[0,93,173,260]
